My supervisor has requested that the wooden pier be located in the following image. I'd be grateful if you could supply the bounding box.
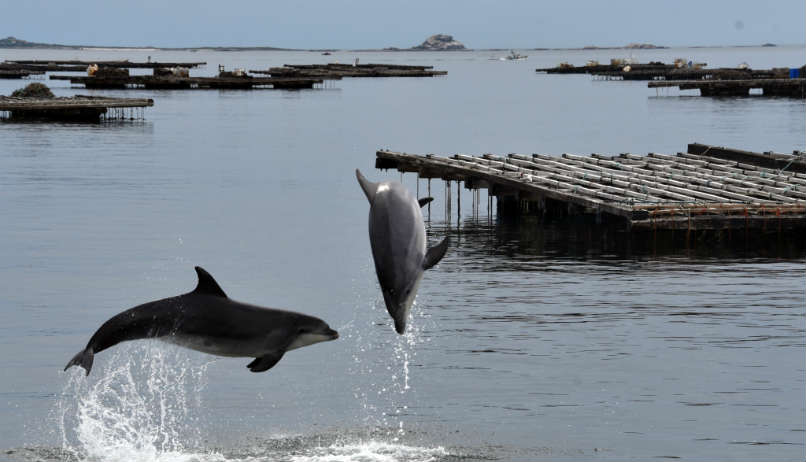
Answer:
[250,63,448,79]
[49,74,322,90]
[0,95,154,121]
[374,144,806,232]
[648,78,806,97]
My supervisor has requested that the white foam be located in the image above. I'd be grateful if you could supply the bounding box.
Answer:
[290,441,447,462]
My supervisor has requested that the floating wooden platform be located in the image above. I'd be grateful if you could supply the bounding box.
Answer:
[374,143,806,232]
[250,63,447,79]
[5,60,206,69]
[537,62,793,81]
[648,78,806,97]
[536,62,677,75]
[1,62,86,72]
[594,68,786,81]
[0,69,44,79]
[0,95,154,121]
[49,74,322,90]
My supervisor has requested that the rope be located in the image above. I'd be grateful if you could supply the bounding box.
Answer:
[778,151,804,174]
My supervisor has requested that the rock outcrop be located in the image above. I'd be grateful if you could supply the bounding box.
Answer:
[0,36,71,48]
[10,83,54,98]
[412,34,466,51]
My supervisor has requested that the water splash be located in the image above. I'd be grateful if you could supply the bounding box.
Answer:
[347,286,435,444]
[289,441,447,462]
[54,342,215,462]
[5,435,459,462]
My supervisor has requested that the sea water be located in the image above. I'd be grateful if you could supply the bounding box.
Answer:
[0,46,804,461]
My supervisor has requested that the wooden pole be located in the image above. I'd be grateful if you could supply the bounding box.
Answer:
[457,180,461,225]
[427,179,431,220]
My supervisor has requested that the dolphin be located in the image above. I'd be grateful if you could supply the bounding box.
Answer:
[64,266,339,375]
[356,169,448,334]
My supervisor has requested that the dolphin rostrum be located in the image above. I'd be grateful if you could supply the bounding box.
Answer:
[356,169,448,334]
[64,266,339,375]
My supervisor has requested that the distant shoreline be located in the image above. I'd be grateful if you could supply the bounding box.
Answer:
[0,44,802,52]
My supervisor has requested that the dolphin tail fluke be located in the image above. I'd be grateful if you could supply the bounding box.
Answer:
[423,236,449,270]
[355,169,377,203]
[64,348,94,376]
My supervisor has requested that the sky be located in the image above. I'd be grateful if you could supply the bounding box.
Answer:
[1,0,804,49]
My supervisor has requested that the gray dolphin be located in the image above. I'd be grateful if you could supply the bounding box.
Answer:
[356,169,448,334]
[64,266,339,375]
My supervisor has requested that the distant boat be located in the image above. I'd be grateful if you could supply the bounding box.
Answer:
[501,50,528,61]
[322,51,332,56]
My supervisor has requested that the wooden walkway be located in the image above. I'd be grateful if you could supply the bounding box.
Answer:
[648,78,805,97]
[0,96,154,121]
[49,75,322,90]
[374,144,806,231]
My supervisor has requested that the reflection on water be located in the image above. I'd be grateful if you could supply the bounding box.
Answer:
[413,216,805,460]
[431,216,806,262]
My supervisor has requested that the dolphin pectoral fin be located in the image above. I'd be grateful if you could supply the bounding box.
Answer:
[418,197,434,208]
[355,169,377,203]
[423,237,449,270]
[246,351,285,373]
[193,266,228,298]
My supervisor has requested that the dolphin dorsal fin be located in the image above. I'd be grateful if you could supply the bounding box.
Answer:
[355,169,377,203]
[423,237,449,270]
[193,266,228,298]
[418,197,434,208]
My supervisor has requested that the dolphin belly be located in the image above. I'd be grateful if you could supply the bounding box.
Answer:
[161,333,268,358]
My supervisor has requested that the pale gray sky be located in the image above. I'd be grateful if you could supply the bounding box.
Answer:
[2,0,804,49]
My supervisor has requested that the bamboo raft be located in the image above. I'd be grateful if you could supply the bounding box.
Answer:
[250,63,448,79]
[0,95,154,121]
[48,74,322,90]
[648,78,806,97]
[374,143,806,231]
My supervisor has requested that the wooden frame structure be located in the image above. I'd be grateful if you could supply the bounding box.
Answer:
[374,144,806,231]
[0,95,154,121]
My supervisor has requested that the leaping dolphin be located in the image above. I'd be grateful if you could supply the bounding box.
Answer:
[356,169,448,334]
[64,266,339,375]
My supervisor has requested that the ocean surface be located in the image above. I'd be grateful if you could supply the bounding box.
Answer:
[0,46,804,462]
